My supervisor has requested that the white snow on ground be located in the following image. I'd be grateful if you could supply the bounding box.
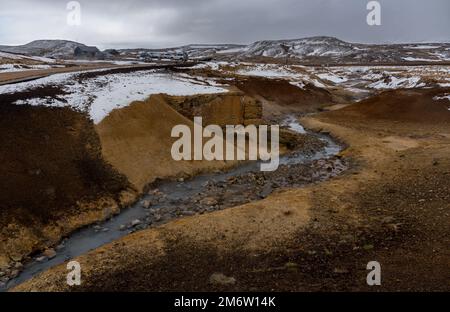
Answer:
[235,64,331,89]
[289,81,305,89]
[0,68,111,94]
[0,51,55,63]
[303,65,450,91]
[402,57,440,62]
[408,45,441,49]
[190,61,230,70]
[191,62,450,93]
[0,63,63,73]
[317,73,348,83]
[433,94,450,101]
[368,76,425,89]
[431,52,450,61]
[64,59,151,65]
[83,71,227,123]
[0,52,22,60]
[2,69,228,123]
[237,68,294,78]
[216,47,248,54]
[235,64,300,79]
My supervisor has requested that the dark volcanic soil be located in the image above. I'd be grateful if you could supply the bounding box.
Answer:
[235,77,335,112]
[0,103,129,227]
[13,87,450,292]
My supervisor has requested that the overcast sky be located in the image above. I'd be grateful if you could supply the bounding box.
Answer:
[0,0,449,49]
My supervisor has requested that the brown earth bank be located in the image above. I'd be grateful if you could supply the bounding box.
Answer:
[13,87,450,291]
[163,92,263,126]
[0,103,134,269]
[95,91,305,192]
[1,89,295,284]
[95,93,243,193]
[233,76,349,120]
[180,68,349,117]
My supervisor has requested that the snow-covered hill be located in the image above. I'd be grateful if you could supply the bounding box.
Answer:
[1,37,449,64]
[244,37,354,58]
[0,40,94,59]
[238,36,450,64]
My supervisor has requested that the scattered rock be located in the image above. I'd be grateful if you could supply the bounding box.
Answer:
[13,262,23,269]
[36,256,47,262]
[200,197,218,206]
[209,273,236,286]
[131,219,142,227]
[93,225,102,231]
[141,200,152,209]
[154,214,162,222]
[259,184,273,198]
[10,270,19,278]
[43,248,57,259]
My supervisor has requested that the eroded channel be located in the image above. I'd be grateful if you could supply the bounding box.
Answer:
[4,118,347,290]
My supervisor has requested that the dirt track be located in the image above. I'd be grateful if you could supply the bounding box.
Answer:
[12,87,450,291]
[0,62,197,85]
[0,64,113,85]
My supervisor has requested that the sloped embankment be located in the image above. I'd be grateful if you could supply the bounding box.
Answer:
[95,93,246,192]
[234,76,337,116]
[163,92,263,126]
[0,104,134,269]
[0,92,264,273]
[14,87,450,292]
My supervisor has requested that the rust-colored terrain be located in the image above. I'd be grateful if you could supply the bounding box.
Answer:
[11,85,450,292]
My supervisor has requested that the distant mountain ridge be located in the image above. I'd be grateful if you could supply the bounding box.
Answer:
[1,37,449,63]
[239,36,450,63]
[0,40,89,58]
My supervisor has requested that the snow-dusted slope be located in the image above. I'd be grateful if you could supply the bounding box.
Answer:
[0,40,91,58]
[244,37,354,58]
[239,36,450,64]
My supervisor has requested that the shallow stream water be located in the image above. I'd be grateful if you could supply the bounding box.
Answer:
[4,118,344,290]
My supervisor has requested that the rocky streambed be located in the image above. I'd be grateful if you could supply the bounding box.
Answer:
[3,118,347,290]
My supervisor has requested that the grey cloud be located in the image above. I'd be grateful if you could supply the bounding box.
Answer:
[0,0,448,48]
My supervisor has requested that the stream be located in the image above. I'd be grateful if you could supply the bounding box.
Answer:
[4,118,346,290]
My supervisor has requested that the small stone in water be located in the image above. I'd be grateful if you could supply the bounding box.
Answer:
[43,248,56,259]
[131,219,141,227]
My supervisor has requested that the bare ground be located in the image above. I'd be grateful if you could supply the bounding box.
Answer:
[12,87,450,291]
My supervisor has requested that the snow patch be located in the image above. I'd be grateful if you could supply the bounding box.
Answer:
[317,73,348,84]
[2,69,228,123]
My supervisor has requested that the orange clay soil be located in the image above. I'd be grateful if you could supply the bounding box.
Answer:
[0,92,257,270]
[13,87,450,291]
[95,94,241,192]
